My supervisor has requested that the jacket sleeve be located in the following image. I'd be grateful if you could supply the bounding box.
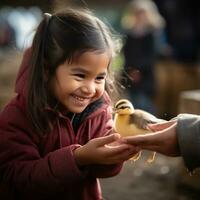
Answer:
[0,105,87,198]
[176,114,200,171]
[88,105,123,178]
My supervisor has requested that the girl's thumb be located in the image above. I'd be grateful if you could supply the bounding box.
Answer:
[96,134,120,146]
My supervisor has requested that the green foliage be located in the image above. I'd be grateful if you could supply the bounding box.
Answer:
[111,53,124,72]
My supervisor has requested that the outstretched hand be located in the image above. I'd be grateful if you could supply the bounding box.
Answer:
[123,120,180,157]
[74,134,139,166]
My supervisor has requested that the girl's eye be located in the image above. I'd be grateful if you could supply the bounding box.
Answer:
[74,74,85,79]
[96,76,106,82]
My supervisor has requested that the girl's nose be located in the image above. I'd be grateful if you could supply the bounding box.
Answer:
[81,82,96,94]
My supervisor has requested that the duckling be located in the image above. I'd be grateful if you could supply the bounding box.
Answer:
[113,99,165,163]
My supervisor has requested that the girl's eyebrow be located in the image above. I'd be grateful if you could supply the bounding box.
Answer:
[71,67,107,76]
[71,68,89,73]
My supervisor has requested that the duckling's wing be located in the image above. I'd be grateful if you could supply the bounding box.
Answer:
[130,109,165,130]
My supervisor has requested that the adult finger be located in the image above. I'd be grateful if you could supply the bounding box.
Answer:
[124,135,162,153]
[148,120,177,131]
[124,132,161,146]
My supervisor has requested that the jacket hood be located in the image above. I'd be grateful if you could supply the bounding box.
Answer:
[15,47,32,97]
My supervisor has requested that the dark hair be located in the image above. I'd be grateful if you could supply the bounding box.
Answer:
[27,8,121,135]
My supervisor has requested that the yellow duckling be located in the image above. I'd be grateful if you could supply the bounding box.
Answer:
[113,99,165,163]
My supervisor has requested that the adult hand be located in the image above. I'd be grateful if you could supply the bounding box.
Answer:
[124,120,180,157]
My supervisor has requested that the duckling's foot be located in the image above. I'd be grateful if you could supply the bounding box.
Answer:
[147,152,156,163]
[130,151,142,162]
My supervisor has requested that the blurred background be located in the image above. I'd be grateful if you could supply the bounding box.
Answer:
[0,0,200,199]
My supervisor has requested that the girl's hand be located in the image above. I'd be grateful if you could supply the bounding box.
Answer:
[74,134,139,166]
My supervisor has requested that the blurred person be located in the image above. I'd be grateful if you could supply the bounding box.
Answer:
[155,0,200,63]
[121,0,166,114]
[0,8,138,200]
[0,17,15,49]
[7,7,42,50]
[124,114,200,172]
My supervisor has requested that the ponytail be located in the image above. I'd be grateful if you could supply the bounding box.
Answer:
[27,14,53,135]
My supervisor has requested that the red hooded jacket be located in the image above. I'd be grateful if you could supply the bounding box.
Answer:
[0,48,123,200]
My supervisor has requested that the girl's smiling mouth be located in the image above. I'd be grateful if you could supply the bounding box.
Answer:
[71,94,92,106]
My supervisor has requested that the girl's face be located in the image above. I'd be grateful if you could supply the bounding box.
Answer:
[49,51,110,113]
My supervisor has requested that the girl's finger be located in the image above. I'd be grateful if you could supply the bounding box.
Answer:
[109,147,140,163]
[95,134,121,147]
[104,144,137,157]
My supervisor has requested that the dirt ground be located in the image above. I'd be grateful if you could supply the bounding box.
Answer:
[100,152,200,200]
[0,49,21,109]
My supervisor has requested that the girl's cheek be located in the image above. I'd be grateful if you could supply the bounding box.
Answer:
[98,85,105,96]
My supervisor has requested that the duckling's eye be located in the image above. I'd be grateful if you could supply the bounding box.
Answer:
[119,106,129,109]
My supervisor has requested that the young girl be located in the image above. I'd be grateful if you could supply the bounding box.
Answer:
[0,8,137,200]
